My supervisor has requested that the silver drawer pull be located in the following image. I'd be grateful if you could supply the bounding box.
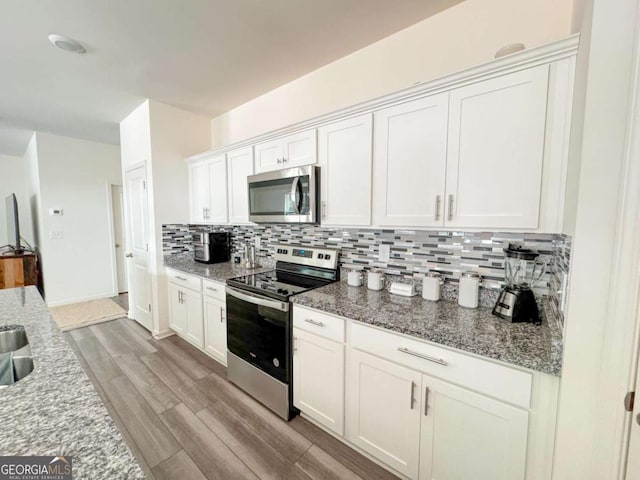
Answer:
[206,287,218,292]
[397,347,448,366]
[175,276,187,281]
[304,319,324,327]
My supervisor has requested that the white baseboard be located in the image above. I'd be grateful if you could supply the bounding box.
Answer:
[153,328,176,340]
[47,292,116,308]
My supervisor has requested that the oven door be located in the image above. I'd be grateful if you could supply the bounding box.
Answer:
[247,166,318,223]
[225,287,291,384]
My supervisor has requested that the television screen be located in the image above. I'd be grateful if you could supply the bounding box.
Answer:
[5,193,21,251]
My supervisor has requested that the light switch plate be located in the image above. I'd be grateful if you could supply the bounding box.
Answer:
[255,236,261,249]
[50,230,63,240]
[379,244,391,262]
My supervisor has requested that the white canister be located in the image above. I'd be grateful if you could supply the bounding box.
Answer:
[458,271,481,308]
[347,270,363,287]
[367,270,385,290]
[422,272,442,301]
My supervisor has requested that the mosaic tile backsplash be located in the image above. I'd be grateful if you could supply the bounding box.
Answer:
[163,224,571,325]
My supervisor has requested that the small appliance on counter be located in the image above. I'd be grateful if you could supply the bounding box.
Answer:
[492,244,546,324]
[193,231,231,264]
[389,282,417,297]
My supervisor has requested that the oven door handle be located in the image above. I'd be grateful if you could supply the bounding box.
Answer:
[226,287,290,312]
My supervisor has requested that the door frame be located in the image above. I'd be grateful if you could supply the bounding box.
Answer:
[105,181,125,297]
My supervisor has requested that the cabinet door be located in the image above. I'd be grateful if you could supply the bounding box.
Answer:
[373,94,449,227]
[346,348,421,479]
[282,129,317,168]
[445,66,549,228]
[419,375,529,480]
[168,282,186,334]
[318,115,372,225]
[227,147,254,224]
[204,296,227,365]
[207,155,228,223]
[182,287,204,348]
[293,328,344,435]
[254,139,282,174]
[188,161,210,223]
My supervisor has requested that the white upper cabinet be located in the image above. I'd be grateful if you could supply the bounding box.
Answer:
[318,114,373,225]
[373,94,449,227]
[227,147,254,224]
[445,65,549,229]
[188,155,227,224]
[254,129,317,174]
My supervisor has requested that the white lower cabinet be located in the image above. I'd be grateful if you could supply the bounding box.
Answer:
[346,347,422,479]
[203,294,227,365]
[419,375,528,480]
[168,282,203,348]
[293,327,344,435]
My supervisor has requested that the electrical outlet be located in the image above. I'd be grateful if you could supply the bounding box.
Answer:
[379,244,391,262]
[255,235,261,249]
[50,230,63,240]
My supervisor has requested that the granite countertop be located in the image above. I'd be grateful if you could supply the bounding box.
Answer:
[292,282,563,376]
[164,252,274,281]
[0,287,144,479]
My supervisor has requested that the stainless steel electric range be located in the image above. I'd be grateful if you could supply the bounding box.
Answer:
[225,244,339,420]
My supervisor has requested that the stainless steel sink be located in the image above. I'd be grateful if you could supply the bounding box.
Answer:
[0,326,28,354]
[0,325,34,387]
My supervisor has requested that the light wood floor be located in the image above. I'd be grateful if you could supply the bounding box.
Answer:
[65,318,399,480]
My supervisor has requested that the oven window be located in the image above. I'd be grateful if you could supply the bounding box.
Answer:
[226,293,290,383]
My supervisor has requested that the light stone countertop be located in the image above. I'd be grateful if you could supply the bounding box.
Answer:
[164,254,562,376]
[0,287,144,479]
[291,282,563,376]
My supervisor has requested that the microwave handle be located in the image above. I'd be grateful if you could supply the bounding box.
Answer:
[290,176,301,214]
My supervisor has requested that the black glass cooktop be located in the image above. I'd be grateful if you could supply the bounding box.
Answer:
[226,270,331,301]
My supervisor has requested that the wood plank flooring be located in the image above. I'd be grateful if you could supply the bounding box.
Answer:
[65,318,399,480]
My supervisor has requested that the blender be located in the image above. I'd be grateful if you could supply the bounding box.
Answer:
[492,244,546,324]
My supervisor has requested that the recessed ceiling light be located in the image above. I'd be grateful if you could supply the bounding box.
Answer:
[48,34,86,54]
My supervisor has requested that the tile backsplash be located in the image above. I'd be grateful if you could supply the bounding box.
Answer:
[163,224,571,325]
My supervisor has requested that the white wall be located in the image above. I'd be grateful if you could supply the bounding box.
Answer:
[33,132,122,306]
[23,134,42,250]
[553,0,640,477]
[210,0,574,147]
[0,153,33,247]
[120,100,210,336]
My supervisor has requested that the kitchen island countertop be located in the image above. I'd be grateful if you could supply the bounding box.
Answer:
[0,287,144,479]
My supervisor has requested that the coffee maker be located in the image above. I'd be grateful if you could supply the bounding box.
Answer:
[492,244,545,324]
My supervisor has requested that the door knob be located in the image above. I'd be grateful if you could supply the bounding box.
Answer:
[115,243,121,248]
[637,413,640,426]
[125,253,133,258]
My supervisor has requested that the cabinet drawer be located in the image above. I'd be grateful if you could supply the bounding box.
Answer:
[350,322,532,408]
[293,305,345,343]
[166,269,202,292]
[202,279,225,301]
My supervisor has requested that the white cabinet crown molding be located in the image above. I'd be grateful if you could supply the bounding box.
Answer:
[187,34,579,163]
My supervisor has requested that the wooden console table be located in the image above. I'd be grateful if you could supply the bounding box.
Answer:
[0,252,38,289]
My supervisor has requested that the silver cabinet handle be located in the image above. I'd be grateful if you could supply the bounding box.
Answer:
[410,381,415,410]
[206,286,218,292]
[277,158,282,164]
[221,308,225,322]
[397,347,448,366]
[304,318,324,327]
[282,157,287,163]
[293,336,297,353]
[424,387,429,416]
[322,201,327,219]
[447,194,454,221]
[176,276,187,281]
[434,195,441,221]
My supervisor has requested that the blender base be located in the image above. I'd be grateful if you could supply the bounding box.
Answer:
[492,287,541,324]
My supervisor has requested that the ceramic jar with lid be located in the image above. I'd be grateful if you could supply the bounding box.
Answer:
[422,271,442,301]
[458,271,481,308]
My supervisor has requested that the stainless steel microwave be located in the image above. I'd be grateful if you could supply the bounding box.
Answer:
[247,165,319,223]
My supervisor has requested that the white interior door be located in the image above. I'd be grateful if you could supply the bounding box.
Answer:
[625,309,640,478]
[111,184,127,294]
[124,165,152,331]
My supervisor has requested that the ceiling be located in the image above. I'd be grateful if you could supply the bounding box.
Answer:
[0,0,462,156]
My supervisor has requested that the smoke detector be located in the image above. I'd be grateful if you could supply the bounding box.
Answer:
[48,34,86,54]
